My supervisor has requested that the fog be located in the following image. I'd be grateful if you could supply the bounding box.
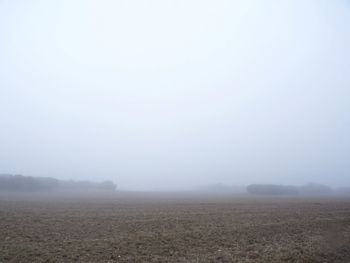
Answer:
[1,0,350,191]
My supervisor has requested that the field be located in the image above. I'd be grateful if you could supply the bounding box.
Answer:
[1,192,350,263]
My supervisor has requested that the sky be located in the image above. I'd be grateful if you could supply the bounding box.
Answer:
[1,0,350,190]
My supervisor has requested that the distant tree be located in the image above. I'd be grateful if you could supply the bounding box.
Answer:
[205,183,232,193]
[0,174,117,192]
[335,187,350,195]
[246,184,299,195]
[299,183,332,195]
[99,180,117,191]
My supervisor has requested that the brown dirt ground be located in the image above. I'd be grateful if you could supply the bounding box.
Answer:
[0,192,350,262]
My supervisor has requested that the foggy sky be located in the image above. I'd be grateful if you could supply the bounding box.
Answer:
[1,0,350,190]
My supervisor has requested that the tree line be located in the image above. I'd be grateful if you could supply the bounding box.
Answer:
[246,183,350,196]
[0,174,116,192]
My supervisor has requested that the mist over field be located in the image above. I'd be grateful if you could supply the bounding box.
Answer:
[1,0,350,191]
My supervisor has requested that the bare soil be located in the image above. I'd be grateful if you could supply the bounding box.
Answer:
[1,192,350,262]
